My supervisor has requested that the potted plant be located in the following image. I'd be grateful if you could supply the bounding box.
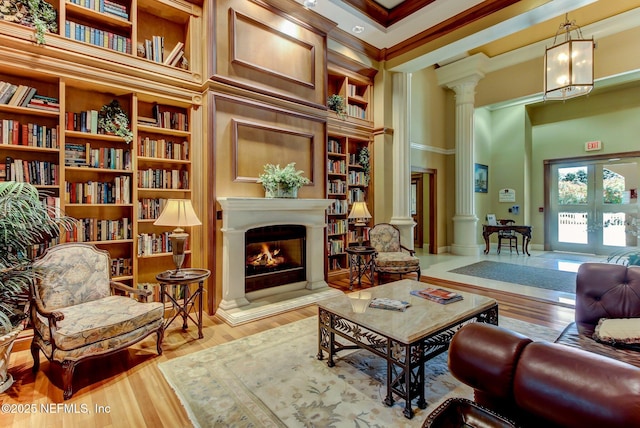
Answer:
[0,0,58,45]
[358,146,370,186]
[257,162,311,198]
[0,181,74,392]
[98,99,134,143]
[327,94,346,118]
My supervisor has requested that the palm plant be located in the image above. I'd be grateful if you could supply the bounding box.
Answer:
[0,181,74,335]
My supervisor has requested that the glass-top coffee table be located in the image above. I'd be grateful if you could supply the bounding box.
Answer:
[316,279,498,419]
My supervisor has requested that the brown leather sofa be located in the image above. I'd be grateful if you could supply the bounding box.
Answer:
[554,262,640,367]
[445,322,640,428]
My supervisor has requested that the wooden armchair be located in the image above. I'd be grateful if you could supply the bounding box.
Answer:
[497,219,518,254]
[29,243,164,399]
[369,223,421,284]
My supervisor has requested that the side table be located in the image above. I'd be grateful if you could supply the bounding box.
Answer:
[346,246,376,289]
[156,268,211,339]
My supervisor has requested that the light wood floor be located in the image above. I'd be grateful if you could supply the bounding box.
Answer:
[1,277,574,427]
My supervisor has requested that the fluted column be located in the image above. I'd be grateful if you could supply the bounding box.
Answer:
[436,54,488,255]
[390,72,415,249]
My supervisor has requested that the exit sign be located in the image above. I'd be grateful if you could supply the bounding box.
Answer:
[585,140,602,151]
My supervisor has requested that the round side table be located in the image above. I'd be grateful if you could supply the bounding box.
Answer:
[156,268,211,339]
[346,246,376,290]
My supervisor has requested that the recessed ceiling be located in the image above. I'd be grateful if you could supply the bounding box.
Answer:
[300,0,640,72]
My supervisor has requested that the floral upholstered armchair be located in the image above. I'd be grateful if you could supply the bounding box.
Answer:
[29,243,165,399]
[369,223,421,284]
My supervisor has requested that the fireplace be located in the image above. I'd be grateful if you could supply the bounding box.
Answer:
[216,197,342,326]
[245,225,306,292]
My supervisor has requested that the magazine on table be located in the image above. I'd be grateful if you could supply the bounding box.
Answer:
[411,287,463,305]
[369,297,411,311]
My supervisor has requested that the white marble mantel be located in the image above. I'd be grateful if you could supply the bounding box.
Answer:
[216,197,342,326]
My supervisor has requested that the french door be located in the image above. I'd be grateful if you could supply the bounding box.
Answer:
[548,157,640,254]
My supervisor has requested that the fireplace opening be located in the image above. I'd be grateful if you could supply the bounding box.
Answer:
[245,225,306,293]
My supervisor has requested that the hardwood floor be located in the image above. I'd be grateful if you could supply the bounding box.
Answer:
[1,278,574,427]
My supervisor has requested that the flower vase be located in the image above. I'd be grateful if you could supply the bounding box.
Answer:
[265,184,298,199]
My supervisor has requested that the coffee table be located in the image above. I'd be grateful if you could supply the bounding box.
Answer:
[316,279,498,419]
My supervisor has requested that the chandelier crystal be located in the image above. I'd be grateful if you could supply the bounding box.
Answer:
[544,14,594,101]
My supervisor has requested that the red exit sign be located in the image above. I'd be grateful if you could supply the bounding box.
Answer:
[585,140,602,151]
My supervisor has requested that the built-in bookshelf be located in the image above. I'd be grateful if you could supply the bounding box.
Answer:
[0,64,199,290]
[326,59,375,277]
[327,66,373,123]
[326,134,372,274]
[135,97,193,287]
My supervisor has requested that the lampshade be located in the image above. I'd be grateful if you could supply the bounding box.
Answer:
[348,201,371,226]
[154,199,201,229]
[544,14,594,101]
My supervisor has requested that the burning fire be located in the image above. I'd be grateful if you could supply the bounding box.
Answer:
[247,243,285,267]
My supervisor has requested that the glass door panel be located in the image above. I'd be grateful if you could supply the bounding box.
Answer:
[549,158,640,254]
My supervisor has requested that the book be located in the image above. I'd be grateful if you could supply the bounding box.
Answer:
[163,41,184,65]
[411,288,463,305]
[368,297,411,312]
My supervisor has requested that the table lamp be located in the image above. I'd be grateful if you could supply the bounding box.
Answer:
[348,201,372,249]
[154,199,201,277]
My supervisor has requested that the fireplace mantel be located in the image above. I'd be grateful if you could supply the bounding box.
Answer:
[216,197,342,325]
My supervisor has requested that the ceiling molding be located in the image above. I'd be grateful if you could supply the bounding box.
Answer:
[341,0,437,28]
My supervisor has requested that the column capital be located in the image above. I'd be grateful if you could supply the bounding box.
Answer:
[435,53,489,90]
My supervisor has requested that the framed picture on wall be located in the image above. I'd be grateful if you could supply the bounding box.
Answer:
[475,163,488,193]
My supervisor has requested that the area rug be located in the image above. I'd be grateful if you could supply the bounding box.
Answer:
[448,261,577,293]
[158,315,560,428]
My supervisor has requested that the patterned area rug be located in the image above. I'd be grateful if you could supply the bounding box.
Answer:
[448,261,577,293]
[158,315,560,428]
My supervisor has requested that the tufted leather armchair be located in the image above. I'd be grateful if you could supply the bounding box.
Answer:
[30,243,165,399]
[369,223,421,284]
[554,262,640,367]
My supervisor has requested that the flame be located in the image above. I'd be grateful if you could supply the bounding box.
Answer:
[248,243,284,267]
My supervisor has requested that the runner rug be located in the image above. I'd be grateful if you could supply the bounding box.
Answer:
[448,261,577,293]
[158,315,559,428]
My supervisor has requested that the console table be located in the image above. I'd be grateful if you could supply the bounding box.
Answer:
[482,224,532,256]
[156,268,211,339]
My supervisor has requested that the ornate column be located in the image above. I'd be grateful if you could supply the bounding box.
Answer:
[436,54,488,255]
[390,72,416,249]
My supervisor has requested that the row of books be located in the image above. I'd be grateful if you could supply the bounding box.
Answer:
[137,232,175,256]
[137,198,168,220]
[66,217,132,242]
[163,42,185,67]
[111,257,133,277]
[143,36,165,63]
[65,20,132,54]
[68,0,129,19]
[64,143,132,170]
[327,219,348,235]
[328,159,346,174]
[65,110,103,134]
[65,176,132,204]
[328,199,348,215]
[327,179,346,195]
[347,228,370,244]
[348,188,366,204]
[0,120,60,148]
[137,136,189,160]
[152,104,189,131]
[137,168,189,190]
[347,83,364,98]
[348,171,368,186]
[410,287,463,305]
[346,104,366,119]
[2,158,59,185]
[328,239,344,256]
[327,139,344,154]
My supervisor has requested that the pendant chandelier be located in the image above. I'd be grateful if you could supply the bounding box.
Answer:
[544,14,594,101]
